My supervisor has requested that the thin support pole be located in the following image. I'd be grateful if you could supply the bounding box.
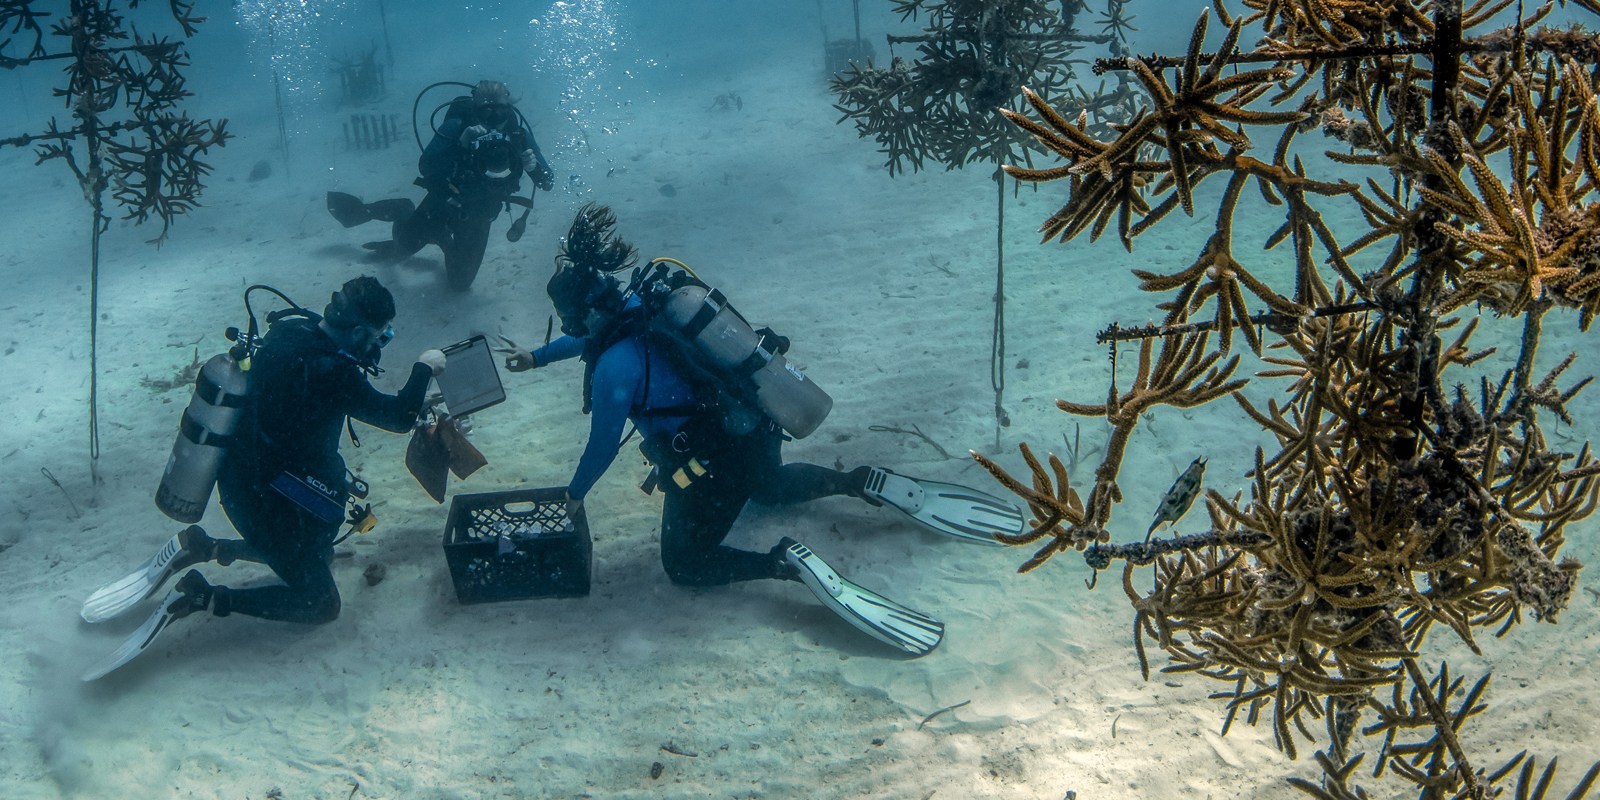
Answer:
[87,132,103,480]
[266,25,292,177]
[1394,0,1464,460]
[14,71,30,119]
[991,167,1009,450]
[377,0,396,69]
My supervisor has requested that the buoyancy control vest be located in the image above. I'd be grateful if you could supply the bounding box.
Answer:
[622,259,833,439]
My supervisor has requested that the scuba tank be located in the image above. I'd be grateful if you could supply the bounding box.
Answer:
[647,263,833,439]
[154,285,308,522]
[155,349,250,523]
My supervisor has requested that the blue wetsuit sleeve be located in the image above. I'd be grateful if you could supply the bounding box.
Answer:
[568,345,640,499]
[346,362,433,433]
[531,335,584,367]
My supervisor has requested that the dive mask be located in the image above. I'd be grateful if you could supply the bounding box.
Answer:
[477,102,511,128]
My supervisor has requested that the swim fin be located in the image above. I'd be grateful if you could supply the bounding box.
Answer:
[364,198,415,223]
[81,572,209,681]
[80,526,210,624]
[781,537,943,657]
[860,468,1022,546]
[326,191,372,227]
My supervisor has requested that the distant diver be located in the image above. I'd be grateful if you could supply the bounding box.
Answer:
[328,79,555,291]
[505,204,1026,656]
[81,278,448,680]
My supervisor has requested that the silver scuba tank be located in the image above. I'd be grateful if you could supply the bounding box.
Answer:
[660,284,832,439]
[155,351,251,523]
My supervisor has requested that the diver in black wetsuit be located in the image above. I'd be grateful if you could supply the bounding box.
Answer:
[109,277,444,625]
[328,80,555,291]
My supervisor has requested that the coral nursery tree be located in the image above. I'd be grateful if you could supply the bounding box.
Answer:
[975,0,1600,796]
[0,0,229,469]
[830,0,1134,441]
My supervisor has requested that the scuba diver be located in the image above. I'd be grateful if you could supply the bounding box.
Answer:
[81,277,448,680]
[327,79,555,291]
[504,205,1026,657]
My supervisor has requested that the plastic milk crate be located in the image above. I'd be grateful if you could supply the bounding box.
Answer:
[442,487,592,604]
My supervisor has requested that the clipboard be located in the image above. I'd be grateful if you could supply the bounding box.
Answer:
[436,335,506,417]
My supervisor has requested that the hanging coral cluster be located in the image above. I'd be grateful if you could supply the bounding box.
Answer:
[829,0,1125,175]
[2,0,229,243]
[975,0,1600,796]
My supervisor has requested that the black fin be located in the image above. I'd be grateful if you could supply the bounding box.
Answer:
[326,191,372,228]
[362,240,399,258]
[364,198,415,223]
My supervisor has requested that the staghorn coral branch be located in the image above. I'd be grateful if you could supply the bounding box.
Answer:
[978,1,1600,796]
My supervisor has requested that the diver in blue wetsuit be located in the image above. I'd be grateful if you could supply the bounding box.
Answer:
[520,288,867,586]
[502,206,1027,657]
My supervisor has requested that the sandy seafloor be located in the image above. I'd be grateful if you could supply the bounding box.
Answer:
[1,2,1598,798]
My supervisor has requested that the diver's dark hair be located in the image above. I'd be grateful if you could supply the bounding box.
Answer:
[547,264,616,320]
[325,275,395,329]
[557,203,638,275]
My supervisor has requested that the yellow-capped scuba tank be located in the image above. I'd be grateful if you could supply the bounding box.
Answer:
[155,348,251,522]
[657,276,833,439]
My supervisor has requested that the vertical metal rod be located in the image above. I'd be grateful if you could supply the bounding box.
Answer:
[377,0,396,69]
[266,25,292,178]
[991,166,1009,451]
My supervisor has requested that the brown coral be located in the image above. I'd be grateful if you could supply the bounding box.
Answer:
[980,1,1600,797]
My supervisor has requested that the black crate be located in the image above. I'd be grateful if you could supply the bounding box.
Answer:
[442,487,591,604]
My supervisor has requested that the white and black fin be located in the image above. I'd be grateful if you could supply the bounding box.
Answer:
[81,587,189,682]
[861,468,1022,546]
[782,538,943,657]
[81,531,187,624]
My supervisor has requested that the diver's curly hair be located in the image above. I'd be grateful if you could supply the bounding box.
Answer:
[557,203,638,274]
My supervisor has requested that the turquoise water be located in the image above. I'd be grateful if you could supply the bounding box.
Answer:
[1,2,1597,798]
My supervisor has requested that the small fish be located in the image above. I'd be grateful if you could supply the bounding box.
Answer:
[1146,457,1206,543]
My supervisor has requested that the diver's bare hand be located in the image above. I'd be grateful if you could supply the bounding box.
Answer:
[418,349,447,376]
[459,124,490,147]
[505,348,540,372]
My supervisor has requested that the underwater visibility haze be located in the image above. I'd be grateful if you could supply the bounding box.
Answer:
[2,0,1600,798]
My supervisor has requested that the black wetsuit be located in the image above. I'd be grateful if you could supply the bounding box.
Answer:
[213,317,431,623]
[387,101,553,288]
[654,422,860,586]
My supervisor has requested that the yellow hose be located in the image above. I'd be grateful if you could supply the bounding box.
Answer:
[649,256,698,279]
